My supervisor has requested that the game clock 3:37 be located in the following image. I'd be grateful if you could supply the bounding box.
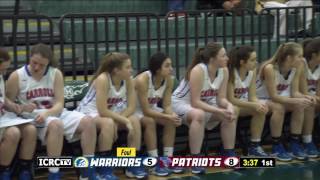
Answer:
[240,158,275,168]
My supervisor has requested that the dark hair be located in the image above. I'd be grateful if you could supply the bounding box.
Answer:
[302,38,320,61]
[0,48,11,64]
[185,42,223,80]
[228,45,255,83]
[148,52,169,76]
[30,43,58,67]
[90,52,130,84]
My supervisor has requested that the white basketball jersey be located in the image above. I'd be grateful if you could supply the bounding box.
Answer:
[172,63,224,105]
[77,73,127,114]
[256,66,296,99]
[17,65,56,109]
[0,75,5,114]
[303,59,320,95]
[233,70,253,100]
[139,71,167,109]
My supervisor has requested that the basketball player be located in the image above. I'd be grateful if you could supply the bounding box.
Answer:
[172,42,238,174]
[227,45,269,157]
[77,52,147,180]
[134,52,183,176]
[6,44,97,180]
[256,42,313,161]
[297,38,320,158]
[0,48,37,180]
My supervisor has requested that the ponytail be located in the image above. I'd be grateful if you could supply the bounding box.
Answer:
[184,42,223,80]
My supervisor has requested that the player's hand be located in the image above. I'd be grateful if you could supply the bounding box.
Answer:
[226,104,238,121]
[35,112,48,124]
[252,102,268,114]
[304,95,317,106]
[21,103,37,113]
[10,103,23,115]
[165,114,182,126]
[292,98,313,108]
[218,108,233,122]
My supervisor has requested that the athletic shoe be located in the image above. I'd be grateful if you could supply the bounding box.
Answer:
[125,167,148,179]
[97,167,118,180]
[191,167,206,174]
[160,157,185,174]
[248,145,268,157]
[48,172,61,180]
[288,140,307,160]
[271,143,292,162]
[220,149,237,157]
[79,168,97,180]
[0,169,11,180]
[303,142,319,158]
[18,170,32,180]
[150,164,170,177]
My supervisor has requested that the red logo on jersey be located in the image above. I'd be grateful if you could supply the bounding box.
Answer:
[148,97,161,105]
[277,84,289,92]
[26,88,54,100]
[33,100,53,109]
[107,98,123,108]
[234,88,249,98]
[201,89,218,98]
[307,79,317,86]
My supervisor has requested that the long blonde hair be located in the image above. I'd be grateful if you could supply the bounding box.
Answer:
[90,52,130,84]
[259,42,302,75]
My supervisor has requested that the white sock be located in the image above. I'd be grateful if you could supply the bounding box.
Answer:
[163,147,174,157]
[302,135,312,143]
[250,138,261,142]
[48,167,59,173]
[84,154,94,158]
[148,149,158,157]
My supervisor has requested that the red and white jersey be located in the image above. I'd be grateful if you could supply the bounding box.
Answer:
[303,59,320,95]
[17,65,56,109]
[233,70,253,100]
[77,73,127,114]
[256,67,296,99]
[172,63,224,105]
[137,71,167,109]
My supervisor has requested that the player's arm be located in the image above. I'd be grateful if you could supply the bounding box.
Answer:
[162,76,174,114]
[120,77,136,117]
[5,71,26,113]
[264,64,299,104]
[292,63,307,98]
[135,73,170,120]
[45,69,64,117]
[227,80,254,109]
[5,71,20,103]
[95,73,129,125]
[190,66,221,113]
[298,61,309,95]
[217,68,233,110]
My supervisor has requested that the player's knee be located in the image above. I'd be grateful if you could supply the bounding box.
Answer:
[100,118,115,132]
[130,116,140,127]
[4,127,21,143]
[80,116,96,131]
[271,103,285,116]
[189,109,205,124]
[142,117,156,129]
[47,120,64,134]
[22,124,37,138]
